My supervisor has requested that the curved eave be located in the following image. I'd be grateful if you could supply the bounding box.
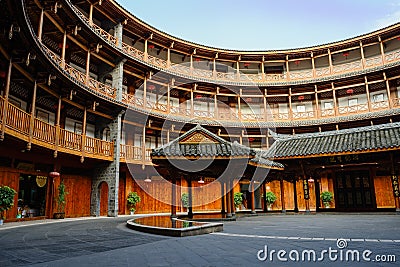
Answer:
[151,155,252,160]
[247,161,284,171]
[105,0,400,56]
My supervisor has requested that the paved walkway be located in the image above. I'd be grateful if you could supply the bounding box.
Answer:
[0,213,399,266]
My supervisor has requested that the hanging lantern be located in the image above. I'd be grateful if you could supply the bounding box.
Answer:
[147,84,156,91]
[245,97,252,102]
[195,94,202,99]
[195,58,201,62]
[198,177,205,184]
[144,176,152,183]
[49,171,60,178]
[0,71,6,78]
[343,52,349,58]
[397,37,400,41]
[346,89,354,94]
[58,43,69,49]
[244,63,250,68]
[294,60,301,66]
[308,177,314,183]
[249,137,255,142]
[298,95,305,101]
[146,129,153,134]
[148,44,155,49]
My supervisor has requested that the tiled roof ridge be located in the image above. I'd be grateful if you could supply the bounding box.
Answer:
[269,122,400,141]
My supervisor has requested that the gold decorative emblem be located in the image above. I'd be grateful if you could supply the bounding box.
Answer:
[36,176,47,187]
[181,133,217,144]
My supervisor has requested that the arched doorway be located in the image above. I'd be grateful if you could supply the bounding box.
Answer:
[99,182,109,216]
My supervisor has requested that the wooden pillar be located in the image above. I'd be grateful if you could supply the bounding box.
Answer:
[144,39,148,61]
[383,72,392,108]
[250,181,256,214]
[88,4,94,25]
[332,82,338,116]
[360,41,366,69]
[293,179,299,213]
[213,58,216,78]
[27,81,37,150]
[38,8,44,42]
[314,85,320,118]
[142,125,146,165]
[236,60,240,80]
[214,93,218,119]
[167,48,171,68]
[288,88,293,120]
[230,179,235,216]
[263,181,267,212]
[85,50,91,85]
[61,31,67,68]
[54,97,62,158]
[188,179,193,218]
[226,181,232,217]
[167,83,171,112]
[311,52,316,78]
[280,178,286,213]
[328,49,333,74]
[0,58,12,141]
[378,36,385,65]
[286,55,290,80]
[261,56,265,81]
[221,181,226,215]
[171,177,177,217]
[365,76,371,111]
[190,54,193,73]
[143,77,147,108]
[190,86,194,116]
[80,107,87,163]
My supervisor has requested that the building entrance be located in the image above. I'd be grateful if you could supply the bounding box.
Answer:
[18,174,48,218]
[335,170,374,211]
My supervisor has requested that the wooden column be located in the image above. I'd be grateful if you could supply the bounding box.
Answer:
[80,107,87,163]
[0,59,12,141]
[85,50,91,85]
[61,31,67,68]
[360,41,366,69]
[293,179,299,213]
[27,81,37,150]
[263,91,267,120]
[263,181,267,212]
[188,179,193,218]
[236,60,240,79]
[328,49,333,74]
[288,88,293,120]
[314,85,320,118]
[190,86,194,116]
[286,55,290,80]
[378,36,385,65]
[251,181,256,214]
[311,52,316,78]
[171,177,177,217]
[167,48,171,68]
[167,82,171,112]
[54,97,62,158]
[214,92,218,119]
[142,125,146,165]
[88,4,94,25]
[332,82,338,116]
[144,39,148,61]
[365,76,371,111]
[261,56,265,81]
[190,54,193,74]
[213,58,216,78]
[226,181,232,217]
[383,72,392,108]
[143,77,147,108]
[237,93,241,119]
[221,181,226,215]
[38,8,44,42]
[230,179,235,216]
[280,178,286,213]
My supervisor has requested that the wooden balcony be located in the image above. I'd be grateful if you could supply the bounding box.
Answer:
[120,144,152,165]
[0,97,113,161]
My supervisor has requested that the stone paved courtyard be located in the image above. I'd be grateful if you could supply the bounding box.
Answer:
[0,214,399,266]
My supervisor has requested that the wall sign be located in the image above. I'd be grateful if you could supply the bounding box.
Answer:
[303,179,309,200]
[392,175,399,197]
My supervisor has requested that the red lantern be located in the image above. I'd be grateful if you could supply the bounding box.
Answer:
[294,60,301,66]
[0,71,6,78]
[148,44,155,49]
[195,94,202,99]
[58,43,69,49]
[245,97,252,102]
[146,129,153,134]
[195,58,201,62]
[343,52,349,58]
[147,84,156,91]
[397,37,400,41]
[49,171,60,178]
[298,95,305,101]
[346,89,354,94]
[244,63,250,67]
[249,137,255,142]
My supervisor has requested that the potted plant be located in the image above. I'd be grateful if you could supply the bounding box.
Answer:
[0,185,17,225]
[53,180,68,219]
[264,191,277,210]
[181,193,189,211]
[321,191,333,208]
[127,192,141,215]
[234,192,243,211]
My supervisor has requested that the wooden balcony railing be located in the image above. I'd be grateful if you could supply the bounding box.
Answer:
[0,97,113,160]
[338,103,369,114]
[120,144,153,164]
[68,2,400,84]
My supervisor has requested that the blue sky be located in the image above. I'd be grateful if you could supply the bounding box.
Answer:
[117,0,400,50]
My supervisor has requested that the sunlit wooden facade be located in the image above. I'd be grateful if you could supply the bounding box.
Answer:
[0,0,399,221]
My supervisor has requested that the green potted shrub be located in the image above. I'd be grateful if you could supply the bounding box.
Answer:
[127,192,141,215]
[234,192,243,211]
[181,193,189,211]
[264,191,277,210]
[321,191,333,208]
[54,180,68,219]
[0,185,17,225]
